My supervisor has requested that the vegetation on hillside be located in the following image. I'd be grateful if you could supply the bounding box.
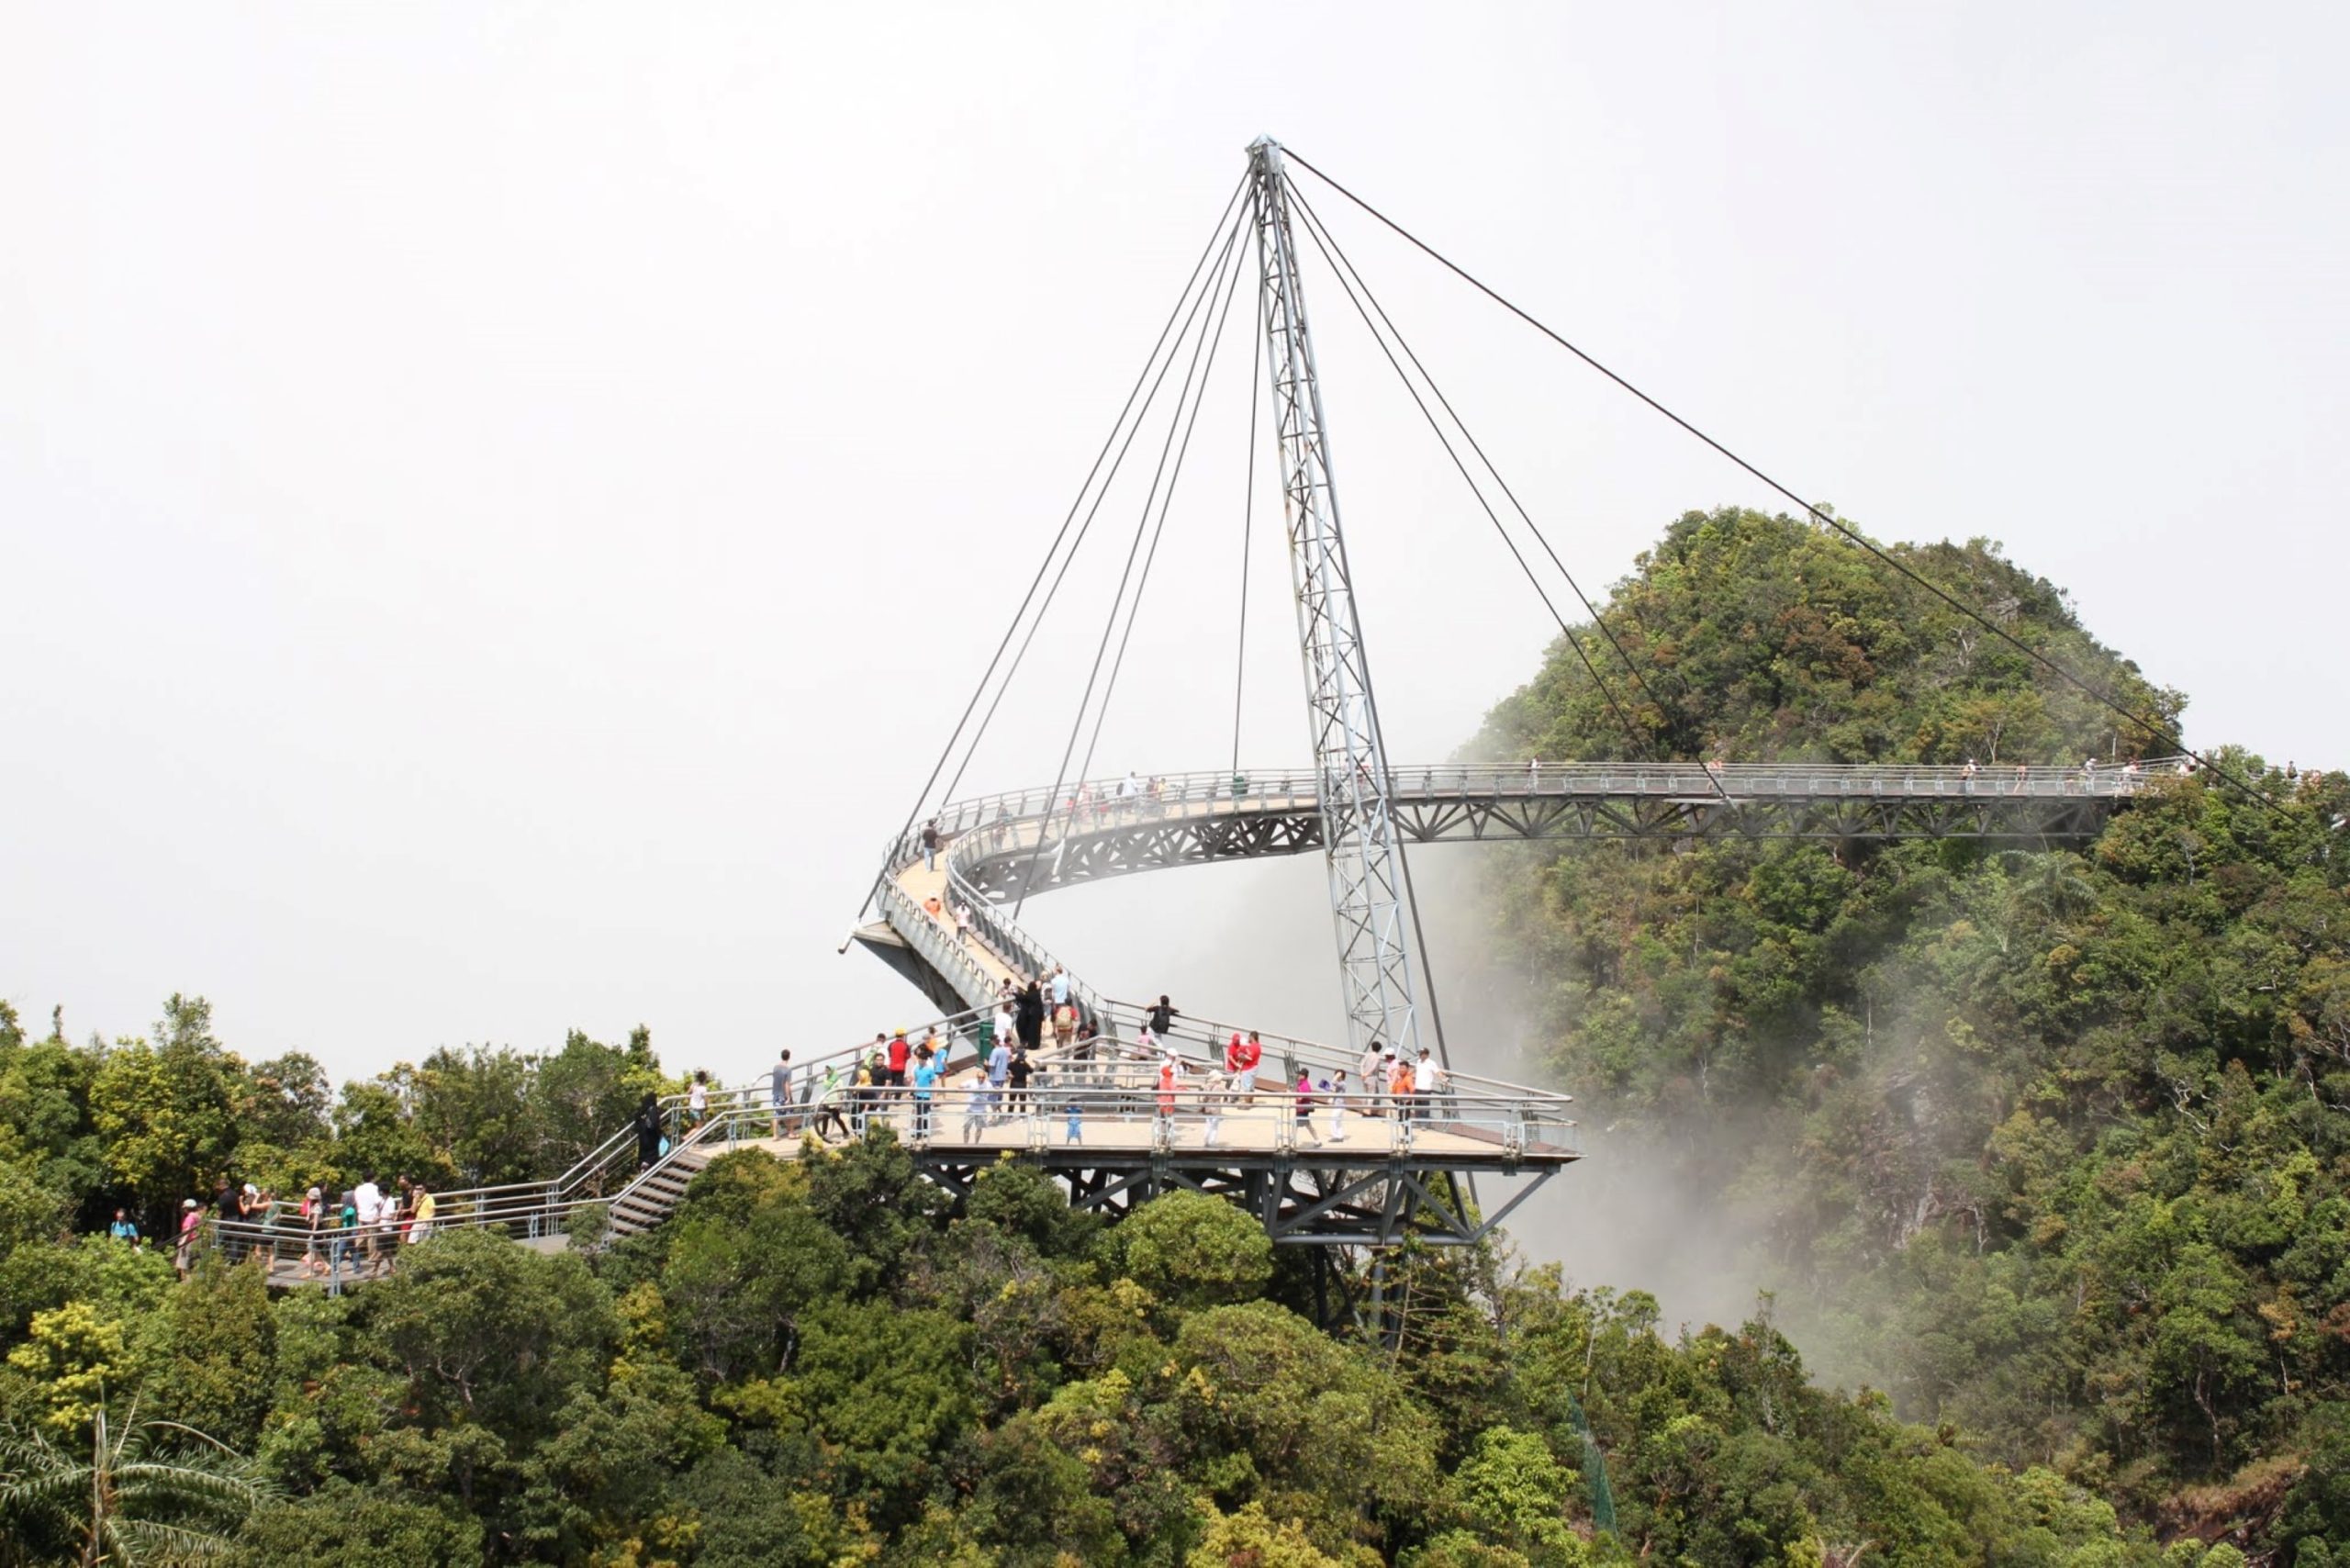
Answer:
[5,505,2345,1562]
[0,999,2199,1565]
[1473,506,2350,1558]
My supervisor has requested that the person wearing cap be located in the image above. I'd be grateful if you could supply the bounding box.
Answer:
[301,1186,328,1279]
[174,1198,200,1280]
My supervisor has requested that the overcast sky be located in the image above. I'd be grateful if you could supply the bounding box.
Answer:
[6,4,2345,1100]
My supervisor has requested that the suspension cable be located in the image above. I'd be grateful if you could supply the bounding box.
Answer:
[1013,213,1250,916]
[1282,147,2280,814]
[1233,259,1265,777]
[1282,175,1665,778]
[1078,222,1254,787]
[1287,177,1727,800]
[863,174,1250,919]
[934,187,1249,809]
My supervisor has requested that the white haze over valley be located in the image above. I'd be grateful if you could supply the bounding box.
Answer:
[6,4,2346,1331]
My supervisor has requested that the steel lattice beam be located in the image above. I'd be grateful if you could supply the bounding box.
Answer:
[1248,136,1424,1065]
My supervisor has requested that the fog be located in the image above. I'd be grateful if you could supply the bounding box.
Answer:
[6,6,2346,1321]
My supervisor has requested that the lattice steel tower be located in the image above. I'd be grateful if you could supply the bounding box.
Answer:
[1247,136,1426,1064]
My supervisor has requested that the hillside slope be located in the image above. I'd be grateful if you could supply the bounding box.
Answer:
[1473,507,2350,1549]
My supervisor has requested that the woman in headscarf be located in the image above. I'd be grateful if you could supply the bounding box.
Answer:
[634,1092,664,1170]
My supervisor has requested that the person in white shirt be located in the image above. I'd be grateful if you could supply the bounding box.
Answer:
[1326,1070,1348,1143]
[954,902,973,946]
[1416,1048,1446,1121]
[352,1178,384,1273]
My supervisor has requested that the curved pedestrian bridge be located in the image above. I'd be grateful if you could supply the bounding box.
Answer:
[858,758,2172,1021]
[226,757,2169,1285]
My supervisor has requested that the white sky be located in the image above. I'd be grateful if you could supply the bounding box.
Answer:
[6,3,2345,1092]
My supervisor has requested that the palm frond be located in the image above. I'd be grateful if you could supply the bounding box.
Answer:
[111,1515,243,1562]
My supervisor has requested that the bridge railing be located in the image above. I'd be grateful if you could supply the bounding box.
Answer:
[912,758,2188,846]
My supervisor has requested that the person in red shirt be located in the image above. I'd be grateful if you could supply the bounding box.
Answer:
[1233,1032,1263,1099]
[886,1030,912,1090]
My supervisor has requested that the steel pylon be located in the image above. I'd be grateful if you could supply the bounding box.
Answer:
[1246,136,1424,1064]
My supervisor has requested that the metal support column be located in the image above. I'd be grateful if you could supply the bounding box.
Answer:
[1247,134,1423,1062]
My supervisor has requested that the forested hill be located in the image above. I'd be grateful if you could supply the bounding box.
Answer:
[1472,506,2350,1556]
[2,511,2347,1564]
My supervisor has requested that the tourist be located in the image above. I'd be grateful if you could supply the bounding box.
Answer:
[1416,1047,1446,1120]
[1358,1040,1385,1112]
[408,1182,436,1245]
[849,1056,876,1137]
[1015,981,1045,1052]
[1007,1043,1034,1116]
[1203,1067,1227,1146]
[954,900,973,946]
[328,1190,357,1298]
[1155,1057,1180,1141]
[300,1187,327,1280]
[210,1177,240,1263]
[1147,993,1179,1039]
[910,1044,941,1141]
[634,1092,664,1170]
[887,1029,912,1089]
[350,1173,382,1274]
[1390,1054,1416,1126]
[1326,1070,1348,1143]
[769,1049,794,1137]
[1224,1031,1259,1101]
[811,1064,850,1140]
[174,1198,200,1280]
[687,1070,710,1128]
[921,819,941,872]
[986,1030,1013,1120]
[106,1207,138,1244]
[1292,1069,1318,1145]
[1052,996,1078,1051]
[375,1181,401,1277]
[1064,1090,1083,1145]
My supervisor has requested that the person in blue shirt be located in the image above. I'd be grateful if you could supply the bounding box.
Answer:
[985,1036,1013,1123]
[910,1047,942,1141]
[107,1208,139,1244]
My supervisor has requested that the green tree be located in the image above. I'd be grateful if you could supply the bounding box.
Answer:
[231,1483,486,1568]
[0,1402,270,1566]
[88,997,244,1220]
[1122,1192,1273,1309]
